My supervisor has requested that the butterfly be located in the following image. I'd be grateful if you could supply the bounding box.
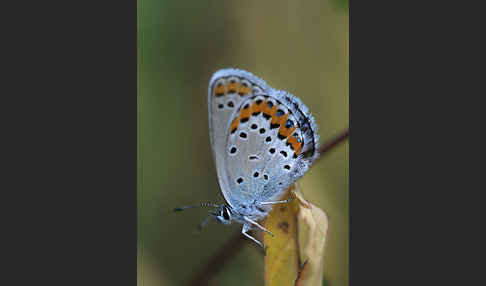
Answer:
[174,68,319,250]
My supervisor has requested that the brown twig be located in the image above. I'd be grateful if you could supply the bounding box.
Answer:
[188,129,349,286]
[316,129,349,162]
[188,233,246,286]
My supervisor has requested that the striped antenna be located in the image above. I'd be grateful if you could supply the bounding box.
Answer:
[173,202,220,212]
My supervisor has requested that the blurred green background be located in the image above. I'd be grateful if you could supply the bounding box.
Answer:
[138,1,348,285]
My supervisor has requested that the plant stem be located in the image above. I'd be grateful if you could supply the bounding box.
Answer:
[188,233,246,286]
[316,129,349,163]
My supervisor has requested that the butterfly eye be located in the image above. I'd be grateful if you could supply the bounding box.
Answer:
[222,207,230,220]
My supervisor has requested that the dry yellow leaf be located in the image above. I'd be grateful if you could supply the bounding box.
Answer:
[263,183,329,286]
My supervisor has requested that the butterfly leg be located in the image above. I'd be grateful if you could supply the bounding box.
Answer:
[244,217,274,237]
[258,194,295,206]
[242,224,266,252]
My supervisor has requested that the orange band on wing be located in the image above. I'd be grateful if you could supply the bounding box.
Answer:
[287,136,303,155]
[262,101,275,117]
[240,104,251,120]
[227,81,239,93]
[278,125,296,139]
[214,83,225,97]
[230,117,239,133]
[238,84,251,96]
[271,112,288,127]
[250,101,264,114]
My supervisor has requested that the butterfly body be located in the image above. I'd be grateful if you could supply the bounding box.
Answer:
[176,68,319,249]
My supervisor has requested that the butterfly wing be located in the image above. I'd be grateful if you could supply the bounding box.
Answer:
[222,89,320,212]
[208,69,271,205]
[209,69,320,213]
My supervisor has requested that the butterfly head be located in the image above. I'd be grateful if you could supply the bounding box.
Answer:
[214,204,232,225]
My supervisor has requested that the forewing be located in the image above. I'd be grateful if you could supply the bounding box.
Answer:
[208,69,270,205]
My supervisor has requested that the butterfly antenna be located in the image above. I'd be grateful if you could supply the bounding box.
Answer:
[173,202,220,212]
